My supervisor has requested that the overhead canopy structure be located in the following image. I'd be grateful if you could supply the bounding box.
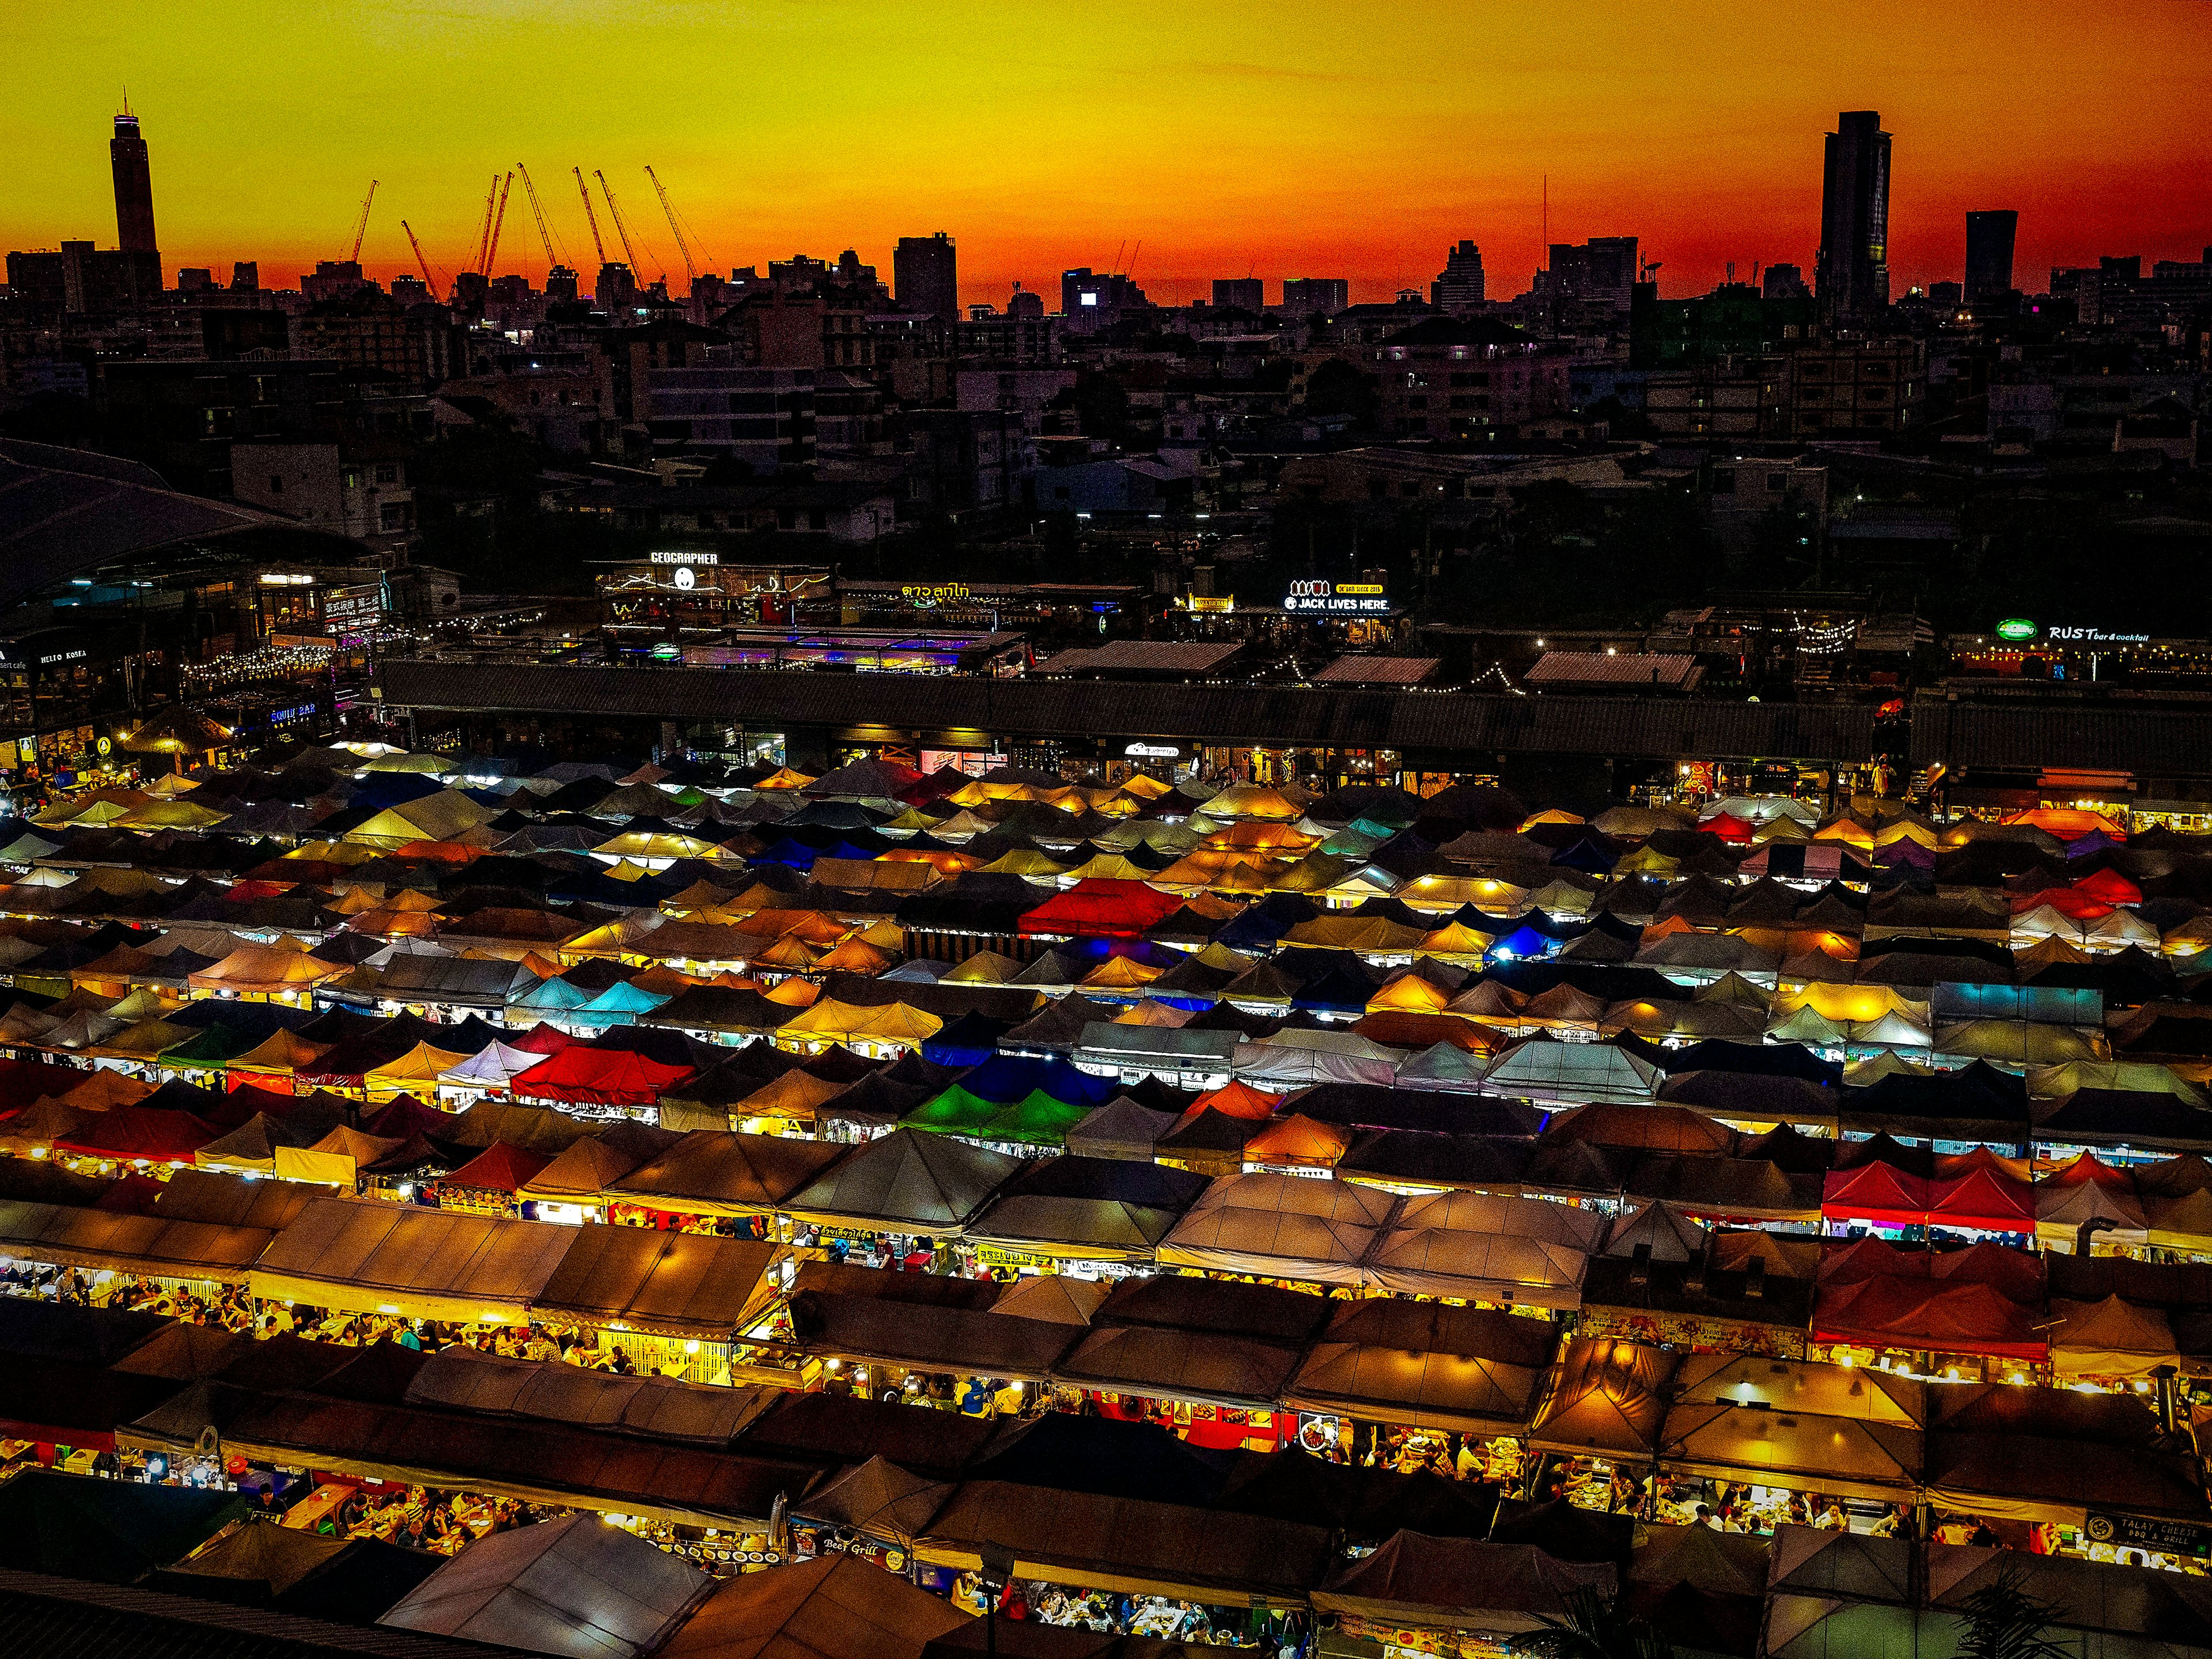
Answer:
[779,1128,1022,1234]
[1285,1300,1560,1434]
[1312,1532,1617,1637]
[378,1513,711,1658]
[248,1196,577,1325]
[1155,1171,1399,1286]
[656,1553,967,1659]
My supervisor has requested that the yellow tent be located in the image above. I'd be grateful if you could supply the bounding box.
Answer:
[187,944,348,999]
[362,1040,474,1100]
[116,799,232,831]
[274,1125,404,1186]
[753,767,816,791]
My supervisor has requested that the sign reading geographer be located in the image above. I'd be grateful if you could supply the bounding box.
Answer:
[1285,579,1389,615]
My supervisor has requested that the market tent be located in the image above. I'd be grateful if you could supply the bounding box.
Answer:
[1017,879,1185,940]
[611,1131,849,1218]
[186,944,348,998]
[446,1142,555,1195]
[440,1040,552,1093]
[532,1224,779,1342]
[1063,1096,1178,1162]
[1154,1171,1400,1286]
[1812,1276,2048,1362]
[1658,1395,1921,1502]
[379,1513,710,1657]
[1366,1188,1603,1309]
[912,1476,1334,1604]
[653,1552,967,1659]
[362,1040,474,1101]
[2048,1294,2179,1381]
[274,1124,403,1186]
[511,1046,695,1108]
[1923,1385,2210,1528]
[793,1455,956,1556]
[516,1136,657,1207]
[1311,1533,1616,1637]
[1481,1039,1662,1105]
[2033,1153,2148,1249]
[249,1196,576,1324]
[780,1127,1022,1233]
[963,1155,1210,1262]
[1283,1299,1560,1435]
[1526,1339,1679,1459]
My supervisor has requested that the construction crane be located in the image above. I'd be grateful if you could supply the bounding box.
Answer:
[346,180,378,262]
[643,165,714,288]
[482,172,513,276]
[514,163,570,274]
[400,219,444,297]
[471,173,499,277]
[572,167,608,266]
[594,169,662,281]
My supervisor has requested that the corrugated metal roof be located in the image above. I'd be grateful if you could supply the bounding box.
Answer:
[1912,698,2212,777]
[0,440,299,609]
[1036,641,1244,676]
[1525,652,1700,688]
[1309,656,1440,685]
[378,660,1877,763]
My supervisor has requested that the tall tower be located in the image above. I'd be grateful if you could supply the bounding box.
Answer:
[893,232,959,323]
[1965,210,2018,299]
[110,98,158,253]
[1815,110,1890,328]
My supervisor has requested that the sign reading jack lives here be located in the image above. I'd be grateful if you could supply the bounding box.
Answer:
[1283,580,1390,615]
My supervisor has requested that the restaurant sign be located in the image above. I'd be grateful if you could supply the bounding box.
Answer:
[1285,579,1389,615]
[2085,1513,2212,1558]
[901,582,970,608]
[1994,618,2037,642]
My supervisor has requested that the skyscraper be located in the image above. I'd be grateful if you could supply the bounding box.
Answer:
[110,104,157,254]
[1431,240,1486,312]
[1211,277,1264,312]
[1815,110,1890,328]
[894,232,959,323]
[1965,210,2018,299]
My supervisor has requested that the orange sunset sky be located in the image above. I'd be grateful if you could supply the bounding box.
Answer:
[6,0,2210,306]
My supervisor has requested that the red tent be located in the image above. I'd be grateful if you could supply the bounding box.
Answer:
[1928,1240,2044,1304]
[1820,1161,1930,1229]
[1191,1080,1283,1120]
[1701,812,1755,845]
[56,1106,221,1163]
[503,1021,580,1056]
[363,1093,454,1140]
[509,1046,693,1107]
[1018,878,1186,940]
[444,1141,552,1193]
[0,1058,82,1115]
[1813,1277,2047,1361]
[1927,1166,2034,1233]
[2071,868,2143,906]
[2009,888,2111,920]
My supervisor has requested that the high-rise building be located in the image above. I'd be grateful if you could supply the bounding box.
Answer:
[1211,277,1264,312]
[1281,277,1348,316]
[1431,240,1486,312]
[229,261,259,291]
[893,232,959,322]
[1531,236,1637,330]
[1815,110,1891,328]
[1965,210,2018,299]
[596,261,637,313]
[110,105,157,254]
[1060,268,1149,331]
[1762,263,1810,301]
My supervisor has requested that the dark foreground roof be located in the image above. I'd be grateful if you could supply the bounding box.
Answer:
[0,1565,540,1659]
[0,440,286,608]
[376,660,1878,763]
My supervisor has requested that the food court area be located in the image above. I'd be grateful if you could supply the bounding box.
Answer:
[7,744,2212,1654]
